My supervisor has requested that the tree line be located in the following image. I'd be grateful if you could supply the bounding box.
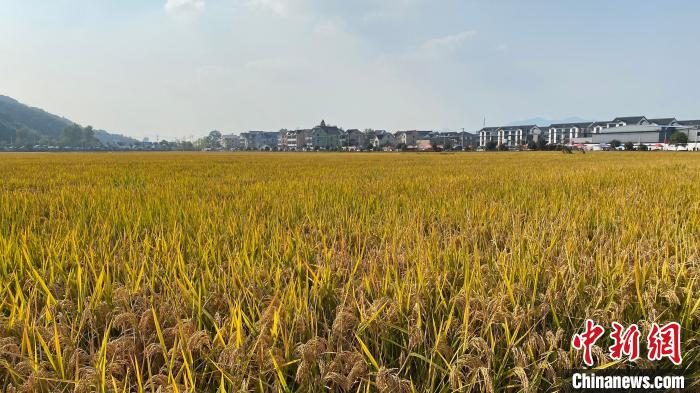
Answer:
[1,123,100,148]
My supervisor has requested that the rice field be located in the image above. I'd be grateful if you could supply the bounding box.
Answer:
[0,152,698,392]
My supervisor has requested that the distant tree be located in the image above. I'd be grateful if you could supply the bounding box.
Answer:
[82,126,100,147]
[430,141,439,151]
[206,130,223,148]
[638,144,649,151]
[609,139,622,149]
[485,141,498,151]
[527,141,537,150]
[59,124,99,148]
[60,124,83,146]
[624,141,635,151]
[536,138,548,150]
[497,143,508,151]
[396,143,407,151]
[669,131,688,147]
[181,141,195,151]
[15,127,40,146]
[195,137,207,150]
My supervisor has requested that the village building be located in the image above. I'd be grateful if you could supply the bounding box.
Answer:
[340,129,366,150]
[240,131,279,150]
[395,130,433,148]
[304,120,343,150]
[222,133,242,149]
[608,116,650,128]
[372,131,396,149]
[479,125,543,147]
[649,118,679,127]
[279,129,310,151]
[547,122,593,144]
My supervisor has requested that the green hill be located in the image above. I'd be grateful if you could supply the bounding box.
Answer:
[0,95,136,145]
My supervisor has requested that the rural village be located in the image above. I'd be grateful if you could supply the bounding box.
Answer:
[214,116,700,152]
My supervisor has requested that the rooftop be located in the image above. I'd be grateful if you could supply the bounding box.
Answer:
[612,116,647,124]
[648,118,677,126]
[549,122,593,128]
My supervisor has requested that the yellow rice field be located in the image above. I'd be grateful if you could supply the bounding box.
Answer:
[0,152,698,392]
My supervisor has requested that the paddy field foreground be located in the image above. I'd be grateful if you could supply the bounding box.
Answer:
[0,152,698,392]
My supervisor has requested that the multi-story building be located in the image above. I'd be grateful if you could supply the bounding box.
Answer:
[460,131,479,148]
[479,125,543,147]
[608,116,650,128]
[304,120,344,150]
[479,116,693,147]
[222,133,242,150]
[279,129,310,151]
[649,118,679,127]
[278,130,292,150]
[591,125,676,145]
[543,116,698,147]
[679,120,700,149]
[546,122,594,144]
[240,131,279,150]
[478,127,499,147]
[371,130,396,148]
[572,117,689,145]
[588,122,608,135]
[395,130,433,148]
[678,120,700,130]
[340,129,366,150]
[430,131,478,149]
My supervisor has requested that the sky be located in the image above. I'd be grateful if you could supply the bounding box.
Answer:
[1,0,699,140]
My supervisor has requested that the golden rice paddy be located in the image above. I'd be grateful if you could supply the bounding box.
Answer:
[0,152,698,392]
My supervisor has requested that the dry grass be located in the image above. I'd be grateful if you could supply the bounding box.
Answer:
[0,152,698,392]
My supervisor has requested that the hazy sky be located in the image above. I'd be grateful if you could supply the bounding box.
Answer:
[1,1,699,139]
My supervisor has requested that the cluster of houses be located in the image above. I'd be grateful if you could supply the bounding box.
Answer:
[223,121,478,151]
[479,116,700,150]
[219,116,700,152]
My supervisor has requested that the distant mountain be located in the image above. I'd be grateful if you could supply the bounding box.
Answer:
[93,129,137,145]
[506,117,592,127]
[0,95,136,145]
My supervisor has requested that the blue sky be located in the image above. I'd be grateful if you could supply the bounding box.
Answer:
[1,0,699,139]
